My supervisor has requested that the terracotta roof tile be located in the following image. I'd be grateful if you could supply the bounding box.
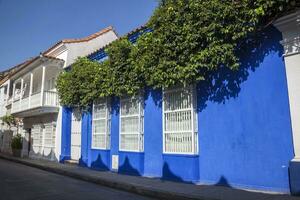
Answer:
[86,25,147,59]
[0,26,115,85]
[43,26,116,55]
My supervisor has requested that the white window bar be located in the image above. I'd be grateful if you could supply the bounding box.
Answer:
[92,98,111,149]
[163,86,198,154]
[31,124,43,154]
[119,95,144,152]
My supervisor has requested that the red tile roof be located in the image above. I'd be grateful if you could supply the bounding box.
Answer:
[86,25,146,58]
[0,26,116,85]
[43,26,117,55]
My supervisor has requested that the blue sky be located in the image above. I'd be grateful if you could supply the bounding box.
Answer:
[0,0,157,71]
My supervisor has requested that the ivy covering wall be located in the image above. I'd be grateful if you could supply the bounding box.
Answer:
[56,0,298,109]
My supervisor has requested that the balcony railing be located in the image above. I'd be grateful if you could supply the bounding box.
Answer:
[11,91,59,114]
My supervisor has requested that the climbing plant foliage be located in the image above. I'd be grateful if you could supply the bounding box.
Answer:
[57,0,298,109]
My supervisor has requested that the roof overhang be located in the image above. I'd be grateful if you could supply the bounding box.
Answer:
[43,26,116,56]
[9,56,64,81]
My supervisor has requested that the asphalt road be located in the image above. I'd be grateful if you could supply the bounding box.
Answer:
[0,159,157,200]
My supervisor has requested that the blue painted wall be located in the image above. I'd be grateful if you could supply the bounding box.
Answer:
[143,88,163,177]
[196,26,293,192]
[110,97,120,171]
[60,107,71,162]
[79,110,91,167]
[60,26,294,193]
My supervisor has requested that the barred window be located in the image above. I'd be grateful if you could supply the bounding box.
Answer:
[163,87,198,154]
[44,123,56,148]
[31,124,43,153]
[92,98,111,149]
[120,96,144,152]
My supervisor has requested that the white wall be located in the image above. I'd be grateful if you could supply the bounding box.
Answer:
[65,30,118,67]
[23,113,58,160]
[284,54,300,160]
[55,106,62,161]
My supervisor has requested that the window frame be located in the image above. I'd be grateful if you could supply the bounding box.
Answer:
[162,86,198,155]
[91,98,111,150]
[119,95,144,152]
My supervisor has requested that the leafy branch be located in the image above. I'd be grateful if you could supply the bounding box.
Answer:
[57,0,298,109]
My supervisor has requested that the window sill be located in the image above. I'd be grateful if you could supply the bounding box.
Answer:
[119,150,144,154]
[91,147,110,151]
[163,152,199,157]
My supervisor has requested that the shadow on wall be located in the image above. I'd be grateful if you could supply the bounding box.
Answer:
[25,134,58,161]
[194,26,284,111]
[119,156,141,176]
[215,176,232,188]
[157,26,283,185]
[90,154,109,171]
[136,27,282,113]
[111,97,120,115]
[29,148,57,161]
[79,157,88,167]
[162,162,185,182]
[144,87,163,108]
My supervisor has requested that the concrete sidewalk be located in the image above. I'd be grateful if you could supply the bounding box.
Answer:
[0,153,299,200]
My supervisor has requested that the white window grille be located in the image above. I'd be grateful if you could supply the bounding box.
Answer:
[31,123,56,154]
[120,95,144,152]
[92,98,111,149]
[31,124,43,154]
[44,123,56,148]
[163,86,198,154]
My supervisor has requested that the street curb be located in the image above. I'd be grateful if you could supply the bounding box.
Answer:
[0,155,216,200]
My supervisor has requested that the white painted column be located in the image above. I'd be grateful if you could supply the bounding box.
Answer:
[6,79,10,105]
[11,82,16,111]
[20,78,24,109]
[285,54,300,159]
[40,66,46,106]
[0,87,4,105]
[274,10,300,195]
[0,87,4,117]
[29,73,33,108]
[275,10,300,160]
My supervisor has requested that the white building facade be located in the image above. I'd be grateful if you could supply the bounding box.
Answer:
[0,26,118,161]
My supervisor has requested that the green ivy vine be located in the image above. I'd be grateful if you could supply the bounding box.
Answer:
[56,0,298,109]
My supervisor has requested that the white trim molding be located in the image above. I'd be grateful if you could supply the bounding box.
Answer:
[92,98,111,150]
[274,10,300,56]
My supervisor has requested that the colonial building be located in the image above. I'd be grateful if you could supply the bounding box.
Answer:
[58,10,300,195]
[0,9,300,195]
[0,26,118,160]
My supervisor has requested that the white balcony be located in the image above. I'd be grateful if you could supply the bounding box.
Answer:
[9,59,63,117]
[11,90,59,115]
[0,56,63,118]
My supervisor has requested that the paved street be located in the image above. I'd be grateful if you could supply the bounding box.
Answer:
[0,159,156,200]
